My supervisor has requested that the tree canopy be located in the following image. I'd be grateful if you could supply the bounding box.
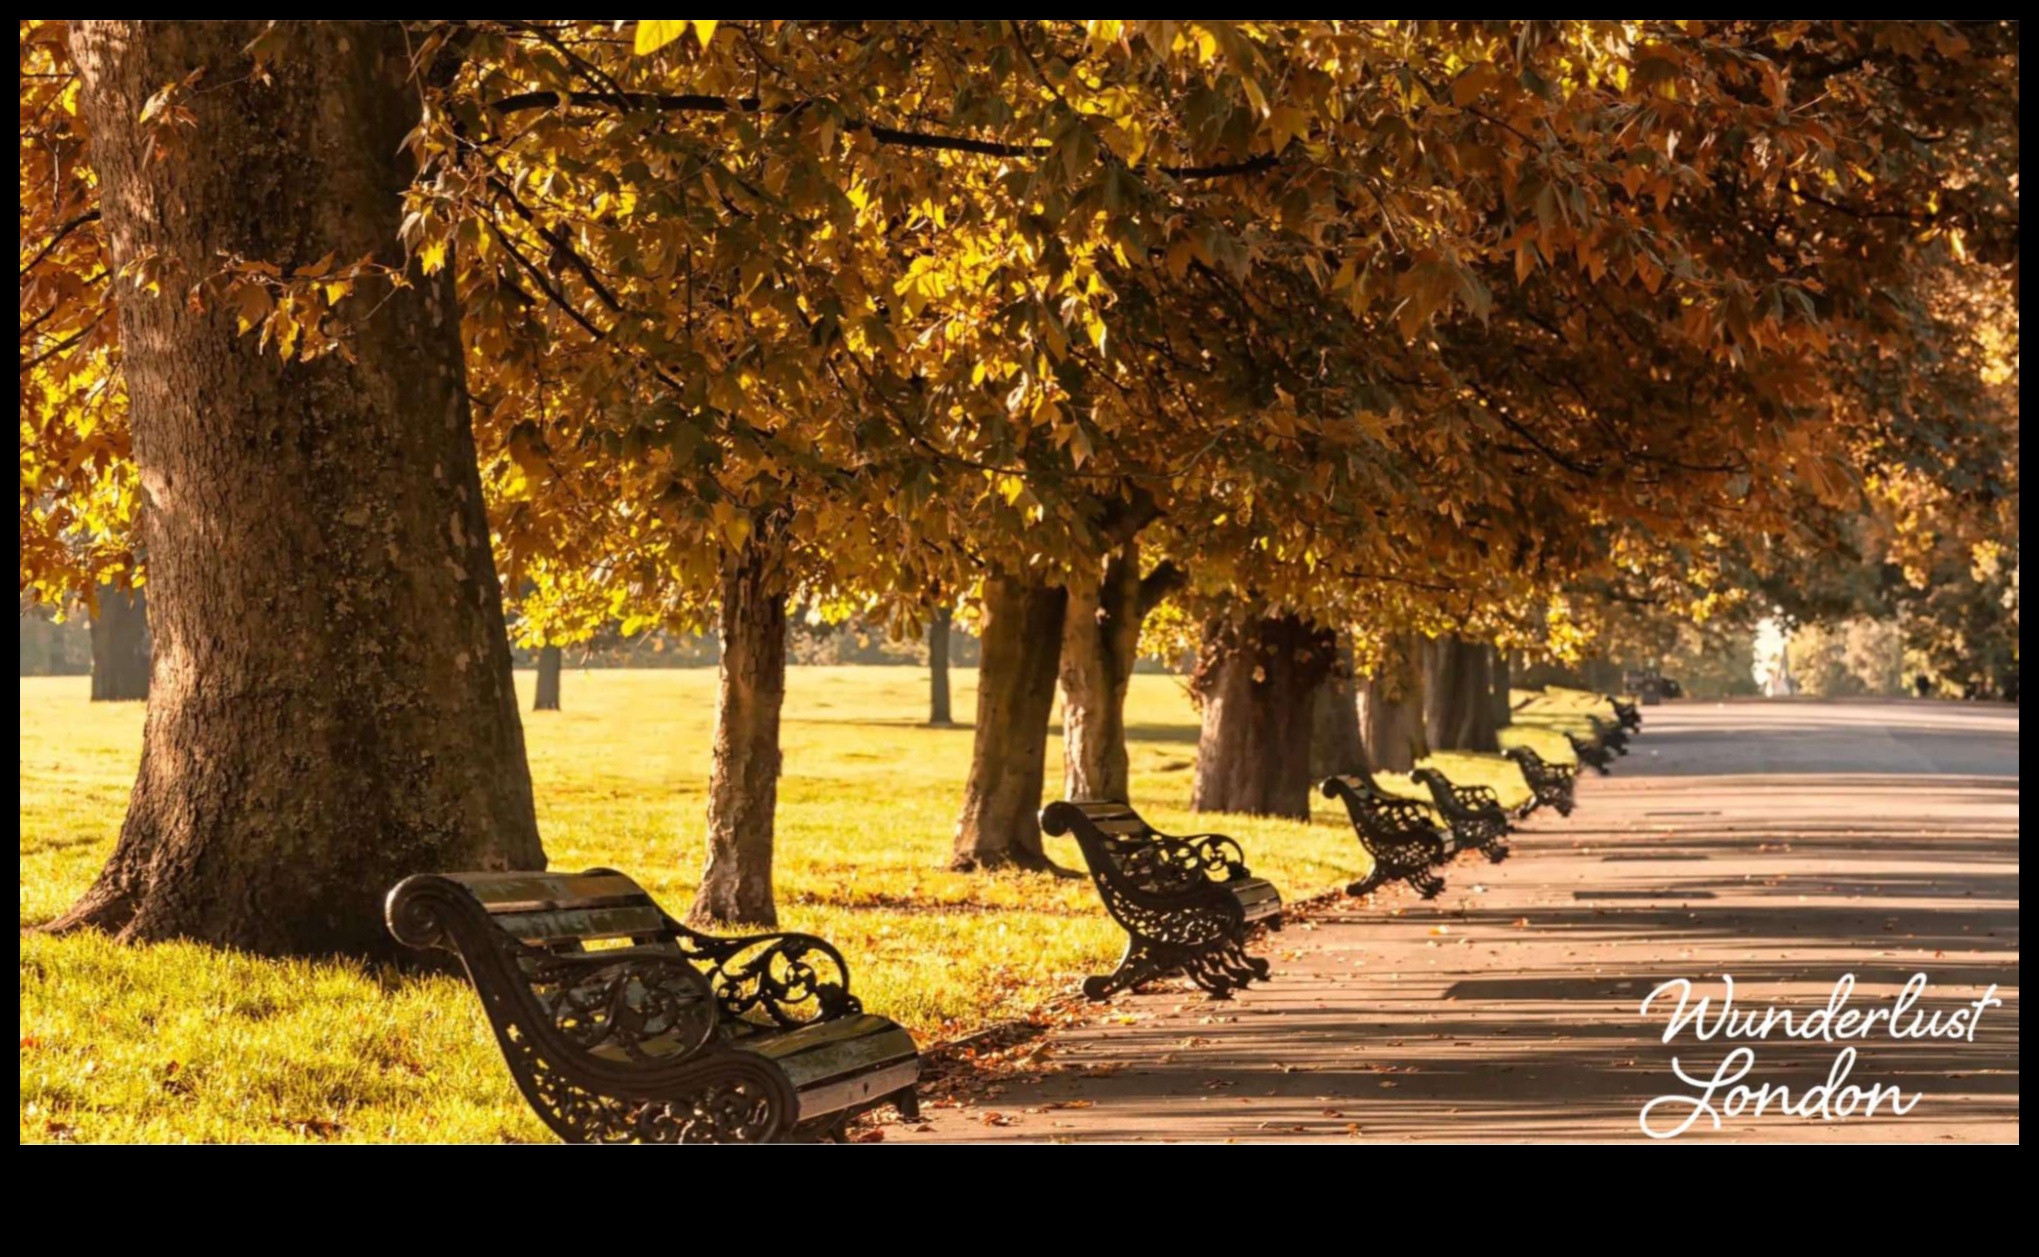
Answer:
[19,19,2019,942]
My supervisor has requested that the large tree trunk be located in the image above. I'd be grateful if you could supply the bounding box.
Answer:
[1190,613,1334,819]
[89,584,150,702]
[48,21,543,958]
[1311,631,1364,780]
[533,644,563,711]
[927,606,953,726]
[690,531,789,927]
[951,574,1067,871]
[1058,542,1183,801]
[1358,632,1429,772]
[1425,635,1500,752]
[1488,646,1513,731]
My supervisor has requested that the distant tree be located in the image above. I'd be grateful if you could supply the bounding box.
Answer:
[532,644,563,711]
[87,583,148,702]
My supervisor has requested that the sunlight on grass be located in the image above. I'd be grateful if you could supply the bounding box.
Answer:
[20,667,1591,1142]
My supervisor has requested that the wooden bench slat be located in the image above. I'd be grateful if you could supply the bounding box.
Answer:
[451,872,651,911]
[494,903,669,944]
[1090,818,1151,836]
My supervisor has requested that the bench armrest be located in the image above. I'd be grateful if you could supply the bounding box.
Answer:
[1451,783,1503,811]
[1156,831,1253,882]
[671,926,863,1028]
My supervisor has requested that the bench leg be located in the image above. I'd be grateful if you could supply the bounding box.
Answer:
[890,1085,920,1122]
[1083,939,1165,1000]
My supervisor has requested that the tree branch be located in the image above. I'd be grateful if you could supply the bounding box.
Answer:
[1137,560,1188,616]
[19,210,100,281]
[19,309,105,375]
[487,90,1278,179]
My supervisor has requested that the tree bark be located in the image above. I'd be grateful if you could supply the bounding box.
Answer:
[690,529,789,927]
[1311,631,1364,780]
[951,574,1067,870]
[48,22,543,958]
[1058,542,1183,801]
[1425,635,1500,752]
[88,584,150,702]
[1358,632,1429,772]
[927,606,953,725]
[1488,646,1513,731]
[1190,613,1335,819]
[533,644,563,711]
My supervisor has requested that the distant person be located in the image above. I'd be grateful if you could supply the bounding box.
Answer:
[1912,674,1932,699]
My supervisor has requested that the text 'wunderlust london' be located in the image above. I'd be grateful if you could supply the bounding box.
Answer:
[1636,973,2003,1138]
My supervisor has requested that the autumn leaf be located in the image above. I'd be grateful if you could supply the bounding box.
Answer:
[632,21,689,55]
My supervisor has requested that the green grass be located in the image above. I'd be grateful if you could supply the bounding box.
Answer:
[20,666,1585,1143]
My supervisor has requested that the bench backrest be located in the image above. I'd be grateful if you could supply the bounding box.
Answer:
[1041,800,1218,895]
[1046,799,1155,842]
[389,869,863,1035]
[440,869,675,953]
[1321,774,1437,836]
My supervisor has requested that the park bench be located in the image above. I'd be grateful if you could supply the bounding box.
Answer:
[1588,713,1632,755]
[1319,774,1454,898]
[1503,745,1578,816]
[1566,731,1616,775]
[1611,698,1643,733]
[1040,800,1281,1000]
[385,868,920,1143]
[1409,766,1512,859]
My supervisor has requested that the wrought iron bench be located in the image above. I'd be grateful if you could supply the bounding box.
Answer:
[1565,731,1616,775]
[386,869,919,1143]
[1611,698,1643,733]
[1040,800,1281,1000]
[1588,713,1632,755]
[1503,745,1578,816]
[1320,774,1455,898]
[1409,767,1512,860]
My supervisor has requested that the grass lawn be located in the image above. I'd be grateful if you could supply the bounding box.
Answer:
[20,666,1594,1143]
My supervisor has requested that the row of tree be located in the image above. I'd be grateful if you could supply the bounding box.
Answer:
[19,21,2018,956]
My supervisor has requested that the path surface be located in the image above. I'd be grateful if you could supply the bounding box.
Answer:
[894,699,2019,1142]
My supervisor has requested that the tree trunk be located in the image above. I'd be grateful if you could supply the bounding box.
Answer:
[48,21,543,958]
[927,606,953,725]
[1190,613,1335,819]
[1358,632,1429,772]
[951,574,1067,871]
[1488,646,1513,731]
[1425,635,1500,752]
[533,644,563,711]
[1311,631,1364,780]
[89,584,150,702]
[690,531,789,927]
[1058,542,1183,801]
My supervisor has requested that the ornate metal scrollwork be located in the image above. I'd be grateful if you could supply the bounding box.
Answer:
[665,926,862,1028]
[1566,732,1615,775]
[1505,746,1578,816]
[386,874,799,1143]
[500,1017,794,1143]
[1588,714,1631,755]
[522,951,720,1062]
[1410,768,1511,859]
[1042,801,1273,1001]
[1322,776,1452,898]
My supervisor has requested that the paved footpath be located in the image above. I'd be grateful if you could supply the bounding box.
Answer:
[894,699,2019,1142]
